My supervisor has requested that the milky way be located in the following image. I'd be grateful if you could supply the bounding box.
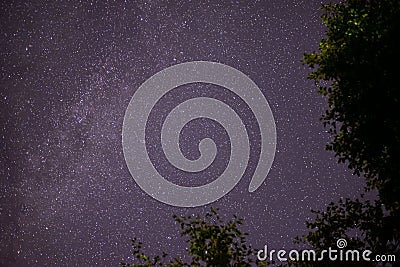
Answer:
[1,1,365,266]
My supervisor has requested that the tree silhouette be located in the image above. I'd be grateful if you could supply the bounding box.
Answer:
[299,0,400,265]
[121,208,267,267]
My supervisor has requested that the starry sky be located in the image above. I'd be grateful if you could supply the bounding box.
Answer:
[1,0,366,266]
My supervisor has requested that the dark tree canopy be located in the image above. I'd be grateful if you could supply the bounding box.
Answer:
[300,0,400,264]
[304,0,400,213]
[121,208,267,267]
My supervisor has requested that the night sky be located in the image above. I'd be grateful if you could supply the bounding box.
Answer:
[1,1,366,266]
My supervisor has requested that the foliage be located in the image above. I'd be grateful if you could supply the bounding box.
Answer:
[121,208,267,267]
[294,197,399,267]
[300,0,400,265]
[304,0,400,213]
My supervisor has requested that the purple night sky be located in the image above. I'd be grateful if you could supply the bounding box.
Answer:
[1,1,365,266]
